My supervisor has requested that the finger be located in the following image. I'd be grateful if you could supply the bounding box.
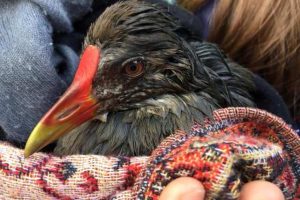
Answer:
[159,177,205,200]
[239,180,285,200]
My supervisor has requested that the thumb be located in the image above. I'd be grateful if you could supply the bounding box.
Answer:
[239,180,285,200]
[159,177,205,200]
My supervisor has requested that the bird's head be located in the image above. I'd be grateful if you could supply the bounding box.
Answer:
[24,0,205,157]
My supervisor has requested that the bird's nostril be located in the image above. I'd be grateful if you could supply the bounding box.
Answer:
[56,104,81,122]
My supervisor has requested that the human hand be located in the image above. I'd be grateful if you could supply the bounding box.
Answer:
[159,177,284,200]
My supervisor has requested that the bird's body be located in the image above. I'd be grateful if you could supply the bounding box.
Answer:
[54,42,254,156]
[25,0,255,157]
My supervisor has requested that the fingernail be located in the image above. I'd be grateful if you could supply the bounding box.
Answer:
[159,177,205,200]
[240,181,285,200]
[179,188,205,200]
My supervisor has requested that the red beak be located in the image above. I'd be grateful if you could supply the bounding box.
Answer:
[24,45,100,157]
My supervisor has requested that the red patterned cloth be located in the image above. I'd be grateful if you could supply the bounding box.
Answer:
[0,107,299,199]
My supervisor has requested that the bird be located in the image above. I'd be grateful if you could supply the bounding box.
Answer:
[24,0,255,157]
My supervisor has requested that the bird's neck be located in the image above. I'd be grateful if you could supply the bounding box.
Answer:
[54,93,216,156]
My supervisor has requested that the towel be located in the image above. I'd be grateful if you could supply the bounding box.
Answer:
[0,107,298,200]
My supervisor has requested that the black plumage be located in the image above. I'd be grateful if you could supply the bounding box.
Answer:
[26,0,255,157]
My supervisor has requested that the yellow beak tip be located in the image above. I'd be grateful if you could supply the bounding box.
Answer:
[23,148,32,158]
[23,122,49,158]
[24,122,73,158]
[24,153,30,158]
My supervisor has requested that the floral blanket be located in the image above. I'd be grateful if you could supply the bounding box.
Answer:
[0,107,299,200]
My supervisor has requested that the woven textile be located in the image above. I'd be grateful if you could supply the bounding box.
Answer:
[0,107,299,200]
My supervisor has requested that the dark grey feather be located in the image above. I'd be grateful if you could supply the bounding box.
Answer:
[54,0,255,156]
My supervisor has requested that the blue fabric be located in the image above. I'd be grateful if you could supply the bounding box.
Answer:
[194,0,216,39]
[0,0,92,145]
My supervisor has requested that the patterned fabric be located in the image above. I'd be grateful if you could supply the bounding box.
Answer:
[0,107,299,200]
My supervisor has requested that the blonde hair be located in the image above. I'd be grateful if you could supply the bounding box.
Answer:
[179,0,300,117]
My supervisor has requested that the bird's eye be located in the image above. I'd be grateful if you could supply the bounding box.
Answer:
[124,60,144,77]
